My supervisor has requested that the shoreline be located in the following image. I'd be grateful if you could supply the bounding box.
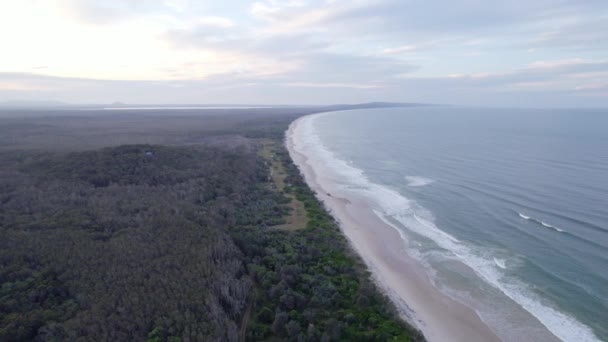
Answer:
[286,114,503,342]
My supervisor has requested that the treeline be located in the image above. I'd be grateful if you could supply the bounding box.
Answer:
[1,135,423,341]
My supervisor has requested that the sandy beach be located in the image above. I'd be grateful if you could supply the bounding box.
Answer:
[286,114,563,342]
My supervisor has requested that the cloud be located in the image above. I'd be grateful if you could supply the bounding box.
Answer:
[528,17,608,50]
[281,53,418,84]
[284,82,384,89]
[250,1,308,22]
[0,82,48,91]
[164,8,420,85]
[62,0,173,25]
[241,0,608,59]
[1,0,608,106]
[397,59,608,94]
[165,15,242,48]
[383,45,419,54]
[197,16,235,28]
[2,64,607,107]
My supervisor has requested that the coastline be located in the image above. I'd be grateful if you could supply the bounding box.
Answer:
[286,111,603,341]
[286,114,504,342]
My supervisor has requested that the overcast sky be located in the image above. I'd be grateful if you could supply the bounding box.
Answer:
[1,0,607,106]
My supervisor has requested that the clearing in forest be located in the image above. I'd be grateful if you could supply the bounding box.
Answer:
[259,139,308,230]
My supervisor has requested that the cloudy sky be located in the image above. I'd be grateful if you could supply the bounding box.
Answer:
[1,0,607,106]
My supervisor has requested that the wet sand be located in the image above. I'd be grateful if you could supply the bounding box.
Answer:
[286,115,504,342]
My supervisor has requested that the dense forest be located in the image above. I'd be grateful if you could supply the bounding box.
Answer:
[0,108,423,341]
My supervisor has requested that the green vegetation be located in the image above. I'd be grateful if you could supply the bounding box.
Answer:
[0,110,423,341]
[236,142,424,341]
[0,144,284,341]
[259,139,308,231]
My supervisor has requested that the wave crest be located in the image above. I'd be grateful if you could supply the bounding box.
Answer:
[405,176,435,187]
[519,212,565,232]
[292,113,598,342]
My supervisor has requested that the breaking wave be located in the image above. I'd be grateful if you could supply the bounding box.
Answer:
[519,212,565,232]
[405,176,435,187]
[292,113,600,342]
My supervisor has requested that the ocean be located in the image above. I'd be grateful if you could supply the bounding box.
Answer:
[303,107,608,341]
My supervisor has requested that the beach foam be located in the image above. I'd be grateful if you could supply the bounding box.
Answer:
[406,176,435,187]
[296,112,599,342]
[291,114,503,342]
[494,258,507,269]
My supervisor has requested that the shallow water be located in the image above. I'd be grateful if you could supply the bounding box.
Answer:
[309,107,608,341]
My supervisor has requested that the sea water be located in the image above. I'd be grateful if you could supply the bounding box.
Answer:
[305,107,608,341]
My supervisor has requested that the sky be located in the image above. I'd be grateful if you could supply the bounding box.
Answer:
[0,0,607,107]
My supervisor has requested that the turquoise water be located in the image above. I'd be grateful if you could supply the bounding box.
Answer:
[310,107,608,341]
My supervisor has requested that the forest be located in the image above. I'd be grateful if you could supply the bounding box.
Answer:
[0,107,424,341]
